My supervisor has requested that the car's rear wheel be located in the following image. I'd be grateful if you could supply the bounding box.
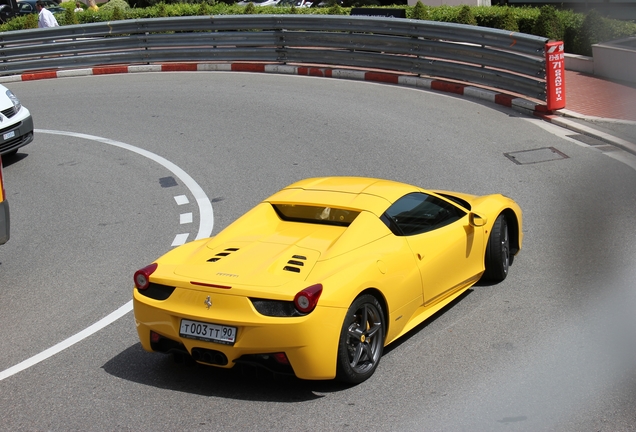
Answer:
[336,294,385,384]
[483,214,510,282]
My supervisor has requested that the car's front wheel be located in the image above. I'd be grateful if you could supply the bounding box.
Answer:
[336,294,385,384]
[483,214,510,282]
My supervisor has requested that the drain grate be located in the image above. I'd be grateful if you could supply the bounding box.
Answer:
[567,133,607,146]
[159,176,178,188]
[504,147,569,165]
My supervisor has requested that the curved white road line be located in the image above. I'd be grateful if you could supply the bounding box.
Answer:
[37,129,214,241]
[0,130,214,382]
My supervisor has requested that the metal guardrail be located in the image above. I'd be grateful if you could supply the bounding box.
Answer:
[0,15,550,100]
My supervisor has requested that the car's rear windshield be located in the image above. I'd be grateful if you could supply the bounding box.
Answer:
[272,204,360,227]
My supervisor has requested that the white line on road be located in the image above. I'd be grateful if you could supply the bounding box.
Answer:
[172,233,190,246]
[180,212,193,224]
[0,130,214,382]
[174,195,189,205]
[0,302,133,381]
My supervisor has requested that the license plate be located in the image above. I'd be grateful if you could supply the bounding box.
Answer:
[3,131,15,140]
[179,319,236,345]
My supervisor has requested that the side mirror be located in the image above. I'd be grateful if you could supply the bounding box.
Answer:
[470,212,487,227]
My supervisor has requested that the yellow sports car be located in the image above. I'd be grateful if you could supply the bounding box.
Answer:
[133,177,522,383]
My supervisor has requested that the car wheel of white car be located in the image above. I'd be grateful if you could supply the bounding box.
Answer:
[336,294,385,384]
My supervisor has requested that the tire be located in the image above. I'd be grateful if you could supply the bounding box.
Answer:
[336,294,385,384]
[483,214,510,282]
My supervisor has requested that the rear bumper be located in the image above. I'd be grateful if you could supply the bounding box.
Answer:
[133,288,346,380]
[0,199,9,245]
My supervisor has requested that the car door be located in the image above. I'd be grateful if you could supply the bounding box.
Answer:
[383,192,484,305]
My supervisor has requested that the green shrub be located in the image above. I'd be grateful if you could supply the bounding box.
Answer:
[516,9,538,35]
[0,14,34,31]
[24,13,38,28]
[532,5,563,40]
[429,5,456,23]
[456,5,476,26]
[493,6,518,32]
[578,9,633,56]
[471,5,498,28]
[243,2,255,14]
[59,1,76,10]
[111,6,123,19]
[101,0,131,10]
[156,1,168,16]
[62,6,79,24]
[411,1,429,21]
[560,9,584,54]
[1,1,634,57]
[197,1,211,15]
[327,2,346,15]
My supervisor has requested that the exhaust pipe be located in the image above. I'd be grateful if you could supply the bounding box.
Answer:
[191,348,228,365]
[191,349,202,361]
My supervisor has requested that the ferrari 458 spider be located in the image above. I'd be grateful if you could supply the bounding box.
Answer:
[133,177,522,383]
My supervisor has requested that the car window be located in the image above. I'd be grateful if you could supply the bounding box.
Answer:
[382,192,466,236]
[272,203,359,227]
[19,3,32,12]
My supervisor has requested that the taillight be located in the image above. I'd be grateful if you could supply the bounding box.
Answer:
[273,352,289,365]
[293,284,323,314]
[134,263,158,290]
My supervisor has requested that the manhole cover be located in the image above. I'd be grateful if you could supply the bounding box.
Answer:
[504,147,569,165]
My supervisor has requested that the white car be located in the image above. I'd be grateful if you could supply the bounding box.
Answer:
[237,0,280,6]
[0,84,33,157]
[277,0,313,6]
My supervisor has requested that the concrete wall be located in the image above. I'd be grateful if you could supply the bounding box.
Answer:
[565,38,636,85]
[592,38,636,85]
[565,53,594,75]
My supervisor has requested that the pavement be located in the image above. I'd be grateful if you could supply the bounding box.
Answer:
[549,70,636,155]
[2,62,635,156]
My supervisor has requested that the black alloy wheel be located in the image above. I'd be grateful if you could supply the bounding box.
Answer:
[336,294,385,384]
[483,214,510,282]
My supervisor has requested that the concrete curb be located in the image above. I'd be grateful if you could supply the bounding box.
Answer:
[2,62,633,155]
[542,114,636,155]
[0,62,551,115]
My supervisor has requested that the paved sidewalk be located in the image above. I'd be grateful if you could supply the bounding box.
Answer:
[562,70,636,122]
[547,70,636,155]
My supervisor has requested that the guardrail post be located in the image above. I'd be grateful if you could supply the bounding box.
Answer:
[545,41,566,111]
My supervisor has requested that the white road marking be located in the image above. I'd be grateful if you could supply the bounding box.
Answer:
[180,212,193,224]
[174,195,189,205]
[37,129,214,241]
[172,233,190,246]
[0,302,132,381]
[0,130,214,382]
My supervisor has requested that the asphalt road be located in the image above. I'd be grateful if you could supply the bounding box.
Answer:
[1,72,635,431]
